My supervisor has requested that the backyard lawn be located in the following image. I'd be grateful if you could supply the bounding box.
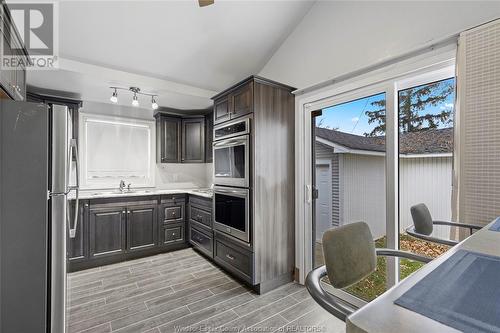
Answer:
[344,234,449,301]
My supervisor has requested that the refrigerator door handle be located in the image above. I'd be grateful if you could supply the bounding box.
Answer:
[68,139,80,239]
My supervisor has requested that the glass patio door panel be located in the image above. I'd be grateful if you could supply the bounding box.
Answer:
[313,92,388,302]
[397,77,456,280]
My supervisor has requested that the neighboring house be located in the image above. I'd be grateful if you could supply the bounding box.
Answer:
[315,127,453,240]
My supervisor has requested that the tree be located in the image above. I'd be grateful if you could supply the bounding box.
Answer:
[364,79,454,137]
[316,117,339,131]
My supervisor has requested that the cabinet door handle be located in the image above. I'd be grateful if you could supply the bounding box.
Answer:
[122,210,126,214]
[226,254,235,261]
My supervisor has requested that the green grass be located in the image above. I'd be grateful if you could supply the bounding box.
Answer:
[343,235,441,302]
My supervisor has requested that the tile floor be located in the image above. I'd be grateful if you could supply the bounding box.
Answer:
[67,248,345,333]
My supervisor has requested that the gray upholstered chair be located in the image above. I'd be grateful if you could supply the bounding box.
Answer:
[406,203,482,246]
[305,222,431,321]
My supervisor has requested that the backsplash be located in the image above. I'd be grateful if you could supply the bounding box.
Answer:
[155,163,213,189]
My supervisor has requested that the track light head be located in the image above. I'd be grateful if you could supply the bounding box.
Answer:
[151,96,158,110]
[110,88,118,103]
[132,93,139,107]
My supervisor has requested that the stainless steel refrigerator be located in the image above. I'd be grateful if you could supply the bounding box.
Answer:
[0,101,80,333]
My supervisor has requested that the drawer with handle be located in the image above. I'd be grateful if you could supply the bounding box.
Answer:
[162,225,184,244]
[162,203,184,223]
[214,237,253,283]
[189,226,213,258]
[189,205,211,227]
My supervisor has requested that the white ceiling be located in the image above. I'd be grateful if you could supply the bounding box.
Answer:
[26,0,314,109]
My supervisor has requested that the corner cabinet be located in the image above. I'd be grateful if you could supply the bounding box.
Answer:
[155,110,212,164]
[156,115,181,163]
[182,117,205,163]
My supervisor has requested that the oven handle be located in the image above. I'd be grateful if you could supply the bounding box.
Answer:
[213,136,248,148]
[214,187,249,196]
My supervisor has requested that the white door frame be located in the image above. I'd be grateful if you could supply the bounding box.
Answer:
[294,48,457,287]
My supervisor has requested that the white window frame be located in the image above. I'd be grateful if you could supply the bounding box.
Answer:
[294,46,456,305]
[79,112,156,190]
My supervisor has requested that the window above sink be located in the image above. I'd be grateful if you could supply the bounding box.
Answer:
[79,113,155,190]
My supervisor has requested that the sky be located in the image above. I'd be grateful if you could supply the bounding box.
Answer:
[316,78,455,136]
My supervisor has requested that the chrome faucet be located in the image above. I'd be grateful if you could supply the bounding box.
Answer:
[119,180,126,193]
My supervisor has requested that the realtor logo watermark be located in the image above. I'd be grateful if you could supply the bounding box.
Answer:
[2,1,58,70]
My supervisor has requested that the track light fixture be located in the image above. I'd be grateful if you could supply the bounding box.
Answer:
[109,86,159,110]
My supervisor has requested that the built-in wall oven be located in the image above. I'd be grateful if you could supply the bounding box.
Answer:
[213,186,250,243]
[213,117,250,188]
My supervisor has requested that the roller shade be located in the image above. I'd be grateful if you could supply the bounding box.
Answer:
[455,19,500,227]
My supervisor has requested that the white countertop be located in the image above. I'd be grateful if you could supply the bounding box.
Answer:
[69,188,213,200]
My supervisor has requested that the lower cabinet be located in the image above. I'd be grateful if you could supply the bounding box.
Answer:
[214,232,254,284]
[89,205,127,258]
[189,224,213,258]
[127,204,158,251]
[68,195,188,272]
[161,223,185,245]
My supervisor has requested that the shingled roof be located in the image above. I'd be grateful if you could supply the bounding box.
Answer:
[316,127,453,154]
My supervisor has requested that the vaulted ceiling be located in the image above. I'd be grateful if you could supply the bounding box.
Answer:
[26,0,314,109]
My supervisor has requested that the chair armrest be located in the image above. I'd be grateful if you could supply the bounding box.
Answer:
[305,265,358,322]
[406,225,458,246]
[376,248,432,263]
[433,220,482,231]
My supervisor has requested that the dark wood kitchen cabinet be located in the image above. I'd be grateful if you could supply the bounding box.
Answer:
[205,112,213,162]
[231,81,253,119]
[214,96,230,124]
[0,3,29,101]
[155,112,210,164]
[159,194,186,247]
[213,81,253,125]
[156,115,181,163]
[67,200,89,262]
[182,117,205,163]
[69,195,189,272]
[127,204,158,251]
[188,195,214,258]
[89,204,127,258]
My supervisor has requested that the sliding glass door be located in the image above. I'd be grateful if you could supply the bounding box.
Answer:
[312,92,389,302]
[309,65,456,305]
[397,77,456,280]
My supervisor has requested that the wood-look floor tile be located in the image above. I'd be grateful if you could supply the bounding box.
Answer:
[66,249,342,333]
[186,286,248,313]
[232,283,302,316]
[113,306,190,333]
[219,295,297,332]
[244,314,288,333]
[111,289,214,330]
[158,293,255,333]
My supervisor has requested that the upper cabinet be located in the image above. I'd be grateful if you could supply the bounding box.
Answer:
[182,117,205,163]
[213,81,254,125]
[214,96,230,124]
[205,112,213,163]
[157,116,181,163]
[231,81,253,119]
[155,110,212,164]
[0,3,29,101]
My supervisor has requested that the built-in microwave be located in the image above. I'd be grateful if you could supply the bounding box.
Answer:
[213,117,250,188]
[213,186,250,243]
